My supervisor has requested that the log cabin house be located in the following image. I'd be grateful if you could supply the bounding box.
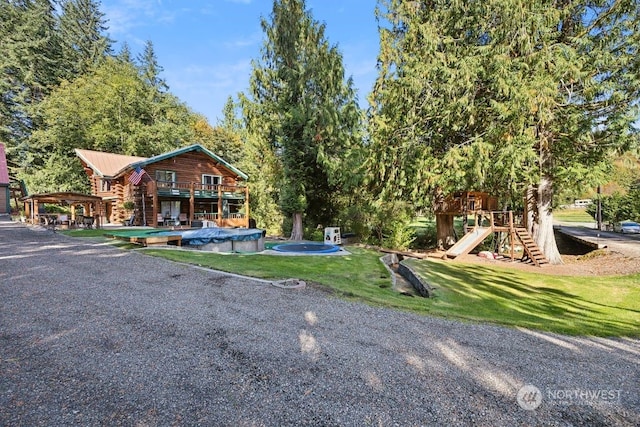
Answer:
[75,144,249,227]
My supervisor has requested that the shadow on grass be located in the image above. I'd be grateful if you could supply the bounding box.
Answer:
[405,259,640,337]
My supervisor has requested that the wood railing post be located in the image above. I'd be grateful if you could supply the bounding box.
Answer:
[217,184,223,227]
[189,182,195,223]
[244,184,249,228]
[151,181,158,227]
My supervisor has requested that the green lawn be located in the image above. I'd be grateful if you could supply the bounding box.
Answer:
[403,258,640,337]
[64,230,640,337]
[554,207,595,223]
[144,246,404,305]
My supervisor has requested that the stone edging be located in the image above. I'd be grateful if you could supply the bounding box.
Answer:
[397,262,434,298]
[379,253,398,290]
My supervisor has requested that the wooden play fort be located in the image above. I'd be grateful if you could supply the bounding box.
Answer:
[435,191,548,267]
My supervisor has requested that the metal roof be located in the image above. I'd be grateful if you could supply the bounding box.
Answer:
[128,144,249,180]
[76,144,248,180]
[74,149,147,178]
[21,191,103,204]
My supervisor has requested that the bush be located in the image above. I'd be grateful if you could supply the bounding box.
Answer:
[304,227,324,241]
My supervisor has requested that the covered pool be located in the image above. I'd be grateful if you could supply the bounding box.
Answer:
[106,227,265,252]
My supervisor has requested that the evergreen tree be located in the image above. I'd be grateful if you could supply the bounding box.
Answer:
[116,42,134,65]
[244,0,362,239]
[58,0,111,78]
[137,40,168,93]
[369,0,640,263]
[0,0,61,169]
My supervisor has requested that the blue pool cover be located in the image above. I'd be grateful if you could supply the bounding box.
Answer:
[178,227,265,245]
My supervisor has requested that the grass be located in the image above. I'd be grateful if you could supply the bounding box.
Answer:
[403,258,640,337]
[554,207,595,223]
[144,246,412,306]
[63,230,640,337]
[61,228,116,238]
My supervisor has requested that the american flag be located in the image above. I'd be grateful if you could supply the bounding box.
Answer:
[128,166,146,185]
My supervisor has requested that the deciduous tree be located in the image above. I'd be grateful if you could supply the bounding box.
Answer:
[25,58,194,192]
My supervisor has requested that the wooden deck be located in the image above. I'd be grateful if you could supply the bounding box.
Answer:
[105,232,182,247]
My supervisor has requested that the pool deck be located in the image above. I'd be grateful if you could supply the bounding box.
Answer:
[104,232,182,247]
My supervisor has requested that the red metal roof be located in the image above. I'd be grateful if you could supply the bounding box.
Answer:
[0,143,10,185]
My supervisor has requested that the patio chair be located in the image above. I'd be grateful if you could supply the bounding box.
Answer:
[179,213,189,226]
[157,213,165,226]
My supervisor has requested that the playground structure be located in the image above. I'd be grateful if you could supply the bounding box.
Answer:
[436,191,548,267]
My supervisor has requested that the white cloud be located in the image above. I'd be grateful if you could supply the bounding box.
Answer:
[223,32,263,49]
[164,59,253,121]
[103,0,178,36]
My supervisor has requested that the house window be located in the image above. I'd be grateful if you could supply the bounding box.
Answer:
[155,170,176,187]
[202,174,221,189]
[100,179,111,192]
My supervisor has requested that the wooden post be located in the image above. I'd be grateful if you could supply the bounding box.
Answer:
[94,202,102,229]
[510,229,515,261]
[151,181,158,227]
[34,200,39,224]
[189,182,195,223]
[217,184,223,227]
[508,211,515,261]
[244,184,250,228]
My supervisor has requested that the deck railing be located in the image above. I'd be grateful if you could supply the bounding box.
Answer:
[152,181,247,198]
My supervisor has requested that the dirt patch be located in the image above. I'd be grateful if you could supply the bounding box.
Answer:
[439,249,640,276]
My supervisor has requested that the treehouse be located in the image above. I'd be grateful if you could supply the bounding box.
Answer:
[435,191,548,267]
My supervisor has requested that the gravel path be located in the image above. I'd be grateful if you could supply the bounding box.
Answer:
[1,220,638,426]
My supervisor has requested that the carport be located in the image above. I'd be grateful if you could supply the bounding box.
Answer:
[21,192,104,229]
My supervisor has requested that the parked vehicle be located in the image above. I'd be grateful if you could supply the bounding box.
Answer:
[613,221,640,234]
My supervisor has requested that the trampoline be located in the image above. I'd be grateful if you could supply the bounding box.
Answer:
[272,242,340,254]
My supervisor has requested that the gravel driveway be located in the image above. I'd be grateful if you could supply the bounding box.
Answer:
[1,220,638,426]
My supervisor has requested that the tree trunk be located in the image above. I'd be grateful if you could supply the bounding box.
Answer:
[290,212,304,240]
[436,214,456,250]
[525,185,536,233]
[532,175,563,264]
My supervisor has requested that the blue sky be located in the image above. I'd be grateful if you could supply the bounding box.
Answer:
[100,0,380,125]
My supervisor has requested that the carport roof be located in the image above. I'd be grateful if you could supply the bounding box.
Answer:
[21,191,103,204]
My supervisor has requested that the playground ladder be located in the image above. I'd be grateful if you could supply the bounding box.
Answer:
[515,228,549,267]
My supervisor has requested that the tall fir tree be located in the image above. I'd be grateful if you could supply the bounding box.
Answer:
[58,0,112,78]
[244,0,362,239]
[116,42,134,65]
[0,0,61,170]
[137,40,168,93]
